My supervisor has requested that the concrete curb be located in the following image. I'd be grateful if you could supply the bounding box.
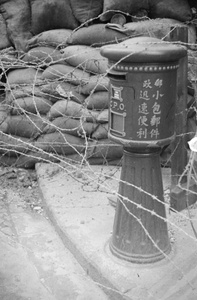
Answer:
[36,163,197,300]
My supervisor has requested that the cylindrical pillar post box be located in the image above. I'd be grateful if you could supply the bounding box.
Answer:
[101,37,187,263]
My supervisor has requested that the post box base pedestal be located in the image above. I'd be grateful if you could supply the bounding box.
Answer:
[110,148,171,264]
[110,239,171,264]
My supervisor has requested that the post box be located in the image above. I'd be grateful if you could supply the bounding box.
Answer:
[101,37,187,263]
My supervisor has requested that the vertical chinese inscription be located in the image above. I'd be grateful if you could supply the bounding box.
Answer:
[137,78,164,140]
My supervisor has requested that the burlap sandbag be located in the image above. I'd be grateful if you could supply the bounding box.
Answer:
[70,0,103,24]
[76,74,109,95]
[43,116,98,137]
[21,46,65,66]
[0,13,11,50]
[0,0,32,52]
[88,157,121,165]
[27,29,72,49]
[0,154,19,167]
[7,68,43,86]
[30,0,79,35]
[188,50,197,85]
[0,47,18,69]
[96,109,109,123]
[149,0,192,21]
[0,102,9,124]
[189,0,197,9]
[40,81,86,104]
[6,85,46,103]
[5,83,60,106]
[0,102,10,133]
[41,64,90,85]
[0,132,33,155]
[92,123,108,140]
[64,152,121,165]
[101,0,192,22]
[14,150,60,168]
[48,99,99,122]
[11,96,53,115]
[6,114,47,138]
[87,139,123,159]
[105,18,192,41]
[67,24,128,47]
[35,131,85,155]
[60,45,108,74]
[85,91,109,110]
[0,120,8,133]
[100,0,149,22]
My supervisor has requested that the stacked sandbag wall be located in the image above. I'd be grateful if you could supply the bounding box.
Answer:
[0,32,124,167]
[0,0,196,168]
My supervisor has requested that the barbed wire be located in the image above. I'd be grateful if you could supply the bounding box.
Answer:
[0,17,197,299]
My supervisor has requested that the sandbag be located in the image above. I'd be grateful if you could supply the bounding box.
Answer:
[0,102,9,124]
[70,0,103,24]
[64,153,121,165]
[76,74,109,95]
[0,13,12,50]
[0,120,8,133]
[14,150,60,168]
[96,109,109,123]
[41,64,90,85]
[85,91,109,110]
[6,85,46,102]
[35,132,86,155]
[27,29,72,48]
[88,157,121,165]
[30,0,79,35]
[7,68,43,86]
[5,85,60,104]
[106,18,189,41]
[0,0,32,51]
[87,139,123,159]
[67,24,128,47]
[101,0,192,22]
[0,102,10,133]
[48,99,99,122]
[92,123,108,140]
[188,50,197,83]
[60,45,108,74]
[43,116,98,137]
[189,0,197,9]
[0,48,18,69]
[6,114,47,138]
[40,81,86,104]
[0,132,33,155]
[21,46,64,65]
[100,0,149,22]
[149,0,192,22]
[61,153,84,164]
[11,96,53,115]
[0,154,19,167]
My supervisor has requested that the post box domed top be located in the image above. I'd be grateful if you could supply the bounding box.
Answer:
[100,37,187,64]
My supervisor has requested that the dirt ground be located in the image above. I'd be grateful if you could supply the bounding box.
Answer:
[0,165,109,300]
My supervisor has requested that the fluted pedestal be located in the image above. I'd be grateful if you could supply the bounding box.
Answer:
[110,148,171,263]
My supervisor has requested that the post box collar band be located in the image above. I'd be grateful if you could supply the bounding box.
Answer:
[107,62,179,73]
[108,132,175,149]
